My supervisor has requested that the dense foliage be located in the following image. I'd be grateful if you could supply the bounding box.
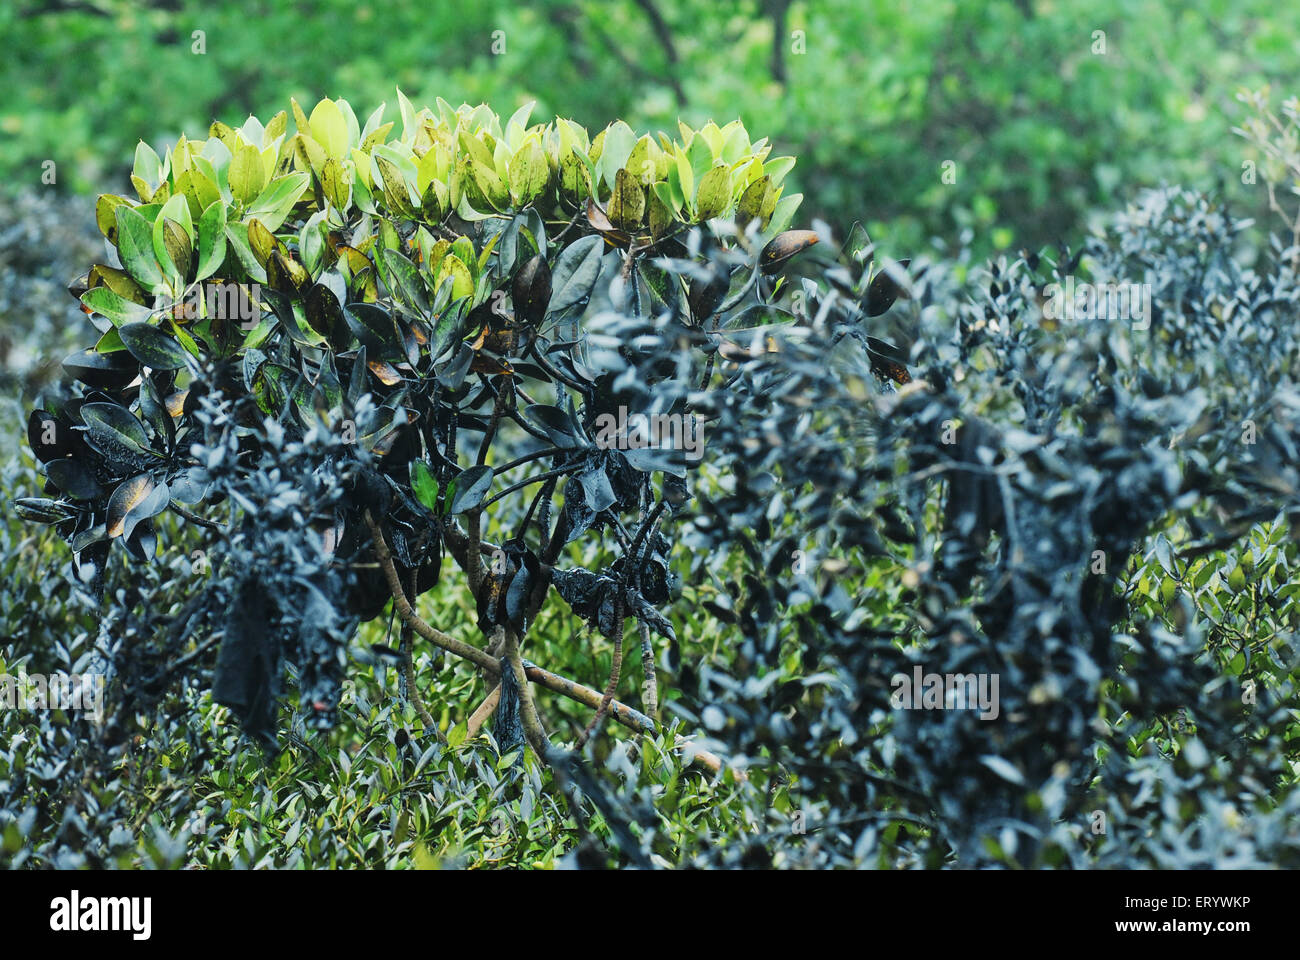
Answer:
[4,88,1300,869]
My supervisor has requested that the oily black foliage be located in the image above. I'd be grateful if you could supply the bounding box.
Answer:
[619,187,1300,868]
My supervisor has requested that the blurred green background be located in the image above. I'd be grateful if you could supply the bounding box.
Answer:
[2,0,1296,259]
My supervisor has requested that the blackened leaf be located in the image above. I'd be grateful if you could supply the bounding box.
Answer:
[73,539,111,599]
[345,302,407,362]
[14,498,71,523]
[119,322,190,370]
[864,259,912,316]
[449,464,493,514]
[505,565,531,630]
[525,404,582,448]
[138,377,175,452]
[578,461,617,514]
[436,342,475,390]
[213,576,279,744]
[687,267,731,323]
[865,335,912,385]
[760,229,819,275]
[512,253,551,326]
[348,345,369,406]
[561,478,597,542]
[71,523,107,552]
[46,458,104,500]
[630,593,676,643]
[80,402,150,449]
[622,445,688,478]
[62,348,138,391]
[28,410,74,462]
[122,517,158,562]
[547,234,604,315]
[168,468,209,504]
[305,283,351,350]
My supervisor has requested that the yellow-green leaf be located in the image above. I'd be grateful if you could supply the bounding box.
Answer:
[694,164,732,222]
[435,254,474,301]
[309,98,349,158]
[229,143,267,206]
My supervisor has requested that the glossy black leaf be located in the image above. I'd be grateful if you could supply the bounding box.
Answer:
[448,464,493,514]
[864,258,912,316]
[46,458,105,500]
[512,253,552,326]
[345,302,407,362]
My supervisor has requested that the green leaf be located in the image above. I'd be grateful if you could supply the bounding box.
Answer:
[508,136,548,206]
[409,460,441,513]
[694,164,732,222]
[609,168,645,231]
[133,141,163,184]
[114,205,165,292]
[174,168,221,221]
[446,720,468,749]
[224,222,267,284]
[595,120,637,189]
[765,192,803,235]
[81,287,152,326]
[229,143,267,206]
[153,204,192,285]
[434,254,474,303]
[309,98,349,158]
[247,173,311,230]
[195,201,228,281]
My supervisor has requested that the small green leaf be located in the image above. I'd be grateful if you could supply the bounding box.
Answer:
[446,720,468,748]
[409,460,441,513]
